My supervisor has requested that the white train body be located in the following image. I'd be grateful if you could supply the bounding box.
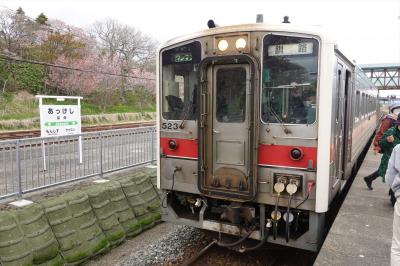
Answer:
[157,22,378,251]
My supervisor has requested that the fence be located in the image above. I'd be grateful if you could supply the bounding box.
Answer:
[0,126,156,200]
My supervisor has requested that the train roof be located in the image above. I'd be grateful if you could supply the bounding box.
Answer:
[159,23,334,50]
[159,22,362,70]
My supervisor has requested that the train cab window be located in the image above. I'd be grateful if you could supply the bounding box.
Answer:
[261,35,319,124]
[161,42,201,120]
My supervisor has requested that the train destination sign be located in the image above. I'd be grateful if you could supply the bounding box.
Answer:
[268,42,313,56]
[174,52,192,62]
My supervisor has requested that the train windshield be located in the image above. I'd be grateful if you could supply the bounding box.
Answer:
[161,42,201,120]
[261,35,319,124]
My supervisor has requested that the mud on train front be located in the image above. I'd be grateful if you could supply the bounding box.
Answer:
[156,18,377,251]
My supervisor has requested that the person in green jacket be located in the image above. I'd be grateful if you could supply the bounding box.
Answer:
[379,122,400,181]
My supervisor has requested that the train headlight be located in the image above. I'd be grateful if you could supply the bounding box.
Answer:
[235,38,247,49]
[290,147,303,161]
[168,139,178,150]
[217,39,229,51]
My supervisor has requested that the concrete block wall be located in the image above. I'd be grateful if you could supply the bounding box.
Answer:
[0,167,160,266]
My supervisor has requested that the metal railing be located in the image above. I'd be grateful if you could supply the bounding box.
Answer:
[0,126,156,200]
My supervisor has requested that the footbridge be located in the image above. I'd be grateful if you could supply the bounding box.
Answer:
[361,63,400,91]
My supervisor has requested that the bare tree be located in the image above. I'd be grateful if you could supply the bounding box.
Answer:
[91,19,157,101]
[0,9,38,56]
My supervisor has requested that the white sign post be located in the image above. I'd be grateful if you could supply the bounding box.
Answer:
[36,95,83,171]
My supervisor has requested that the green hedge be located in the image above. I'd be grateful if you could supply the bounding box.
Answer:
[0,167,160,266]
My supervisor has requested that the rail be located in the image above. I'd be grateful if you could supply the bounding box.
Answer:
[0,126,156,200]
[0,121,156,140]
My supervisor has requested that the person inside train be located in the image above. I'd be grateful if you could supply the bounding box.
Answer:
[216,88,228,121]
[165,95,184,112]
[290,87,307,120]
[364,103,400,195]
[384,139,400,265]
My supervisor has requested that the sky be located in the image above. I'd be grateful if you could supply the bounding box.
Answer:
[1,0,400,97]
[1,0,399,66]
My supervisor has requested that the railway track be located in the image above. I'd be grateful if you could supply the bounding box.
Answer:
[181,239,317,266]
[0,121,155,140]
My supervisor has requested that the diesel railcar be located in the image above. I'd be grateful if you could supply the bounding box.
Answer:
[157,17,378,251]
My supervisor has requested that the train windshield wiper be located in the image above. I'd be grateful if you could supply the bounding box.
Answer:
[179,86,197,129]
[264,84,312,134]
[179,101,195,129]
[266,93,291,134]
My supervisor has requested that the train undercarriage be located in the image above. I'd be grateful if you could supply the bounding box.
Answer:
[162,192,325,252]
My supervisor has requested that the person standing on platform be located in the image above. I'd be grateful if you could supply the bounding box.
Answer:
[384,144,400,265]
[364,103,400,190]
[379,115,400,207]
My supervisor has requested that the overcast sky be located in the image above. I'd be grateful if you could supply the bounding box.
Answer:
[1,0,400,65]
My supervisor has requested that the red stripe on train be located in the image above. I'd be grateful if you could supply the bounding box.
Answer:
[160,138,198,159]
[258,144,317,169]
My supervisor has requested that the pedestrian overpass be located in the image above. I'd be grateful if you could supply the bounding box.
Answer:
[361,63,400,90]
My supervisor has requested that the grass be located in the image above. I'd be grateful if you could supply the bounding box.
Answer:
[0,91,156,131]
[81,103,155,115]
[0,100,155,121]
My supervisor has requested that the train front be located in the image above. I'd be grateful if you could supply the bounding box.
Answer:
[158,24,333,251]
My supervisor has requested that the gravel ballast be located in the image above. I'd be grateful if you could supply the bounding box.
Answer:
[120,225,205,266]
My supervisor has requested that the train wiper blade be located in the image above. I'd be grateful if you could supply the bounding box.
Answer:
[179,86,198,129]
[179,101,194,129]
[267,92,291,134]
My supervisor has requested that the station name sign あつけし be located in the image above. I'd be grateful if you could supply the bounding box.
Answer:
[40,104,81,137]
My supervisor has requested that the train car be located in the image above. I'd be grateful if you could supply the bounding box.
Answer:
[157,16,378,251]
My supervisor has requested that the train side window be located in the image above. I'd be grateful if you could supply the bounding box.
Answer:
[161,42,201,120]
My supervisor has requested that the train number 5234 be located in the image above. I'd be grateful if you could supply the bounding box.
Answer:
[161,122,179,130]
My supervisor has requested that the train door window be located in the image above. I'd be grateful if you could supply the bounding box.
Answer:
[336,68,342,124]
[367,95,371,113]
[355,91,360,122]
[368,96,370,113]
[361,93,363,117]
[216,67,247,123]
[161,42,201,120]
[362,93,366,116]
[261,35,319,124]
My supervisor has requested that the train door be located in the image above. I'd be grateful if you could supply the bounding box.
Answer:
[342,70,352,179]
[198,62,255,200]
[334,63,345,183]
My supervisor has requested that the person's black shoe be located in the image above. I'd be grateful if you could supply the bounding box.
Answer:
[390,193,396,207]
[389,189,396,206]
[363,177,373,190]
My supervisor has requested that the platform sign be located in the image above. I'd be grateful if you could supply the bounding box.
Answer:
[36,95,83,170]
[39,104,81,137]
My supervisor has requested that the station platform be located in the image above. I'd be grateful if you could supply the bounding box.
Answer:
[315,146,394,265]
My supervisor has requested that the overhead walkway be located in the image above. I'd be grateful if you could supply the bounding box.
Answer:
[315,145,394,265]
[361,63,400,90]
